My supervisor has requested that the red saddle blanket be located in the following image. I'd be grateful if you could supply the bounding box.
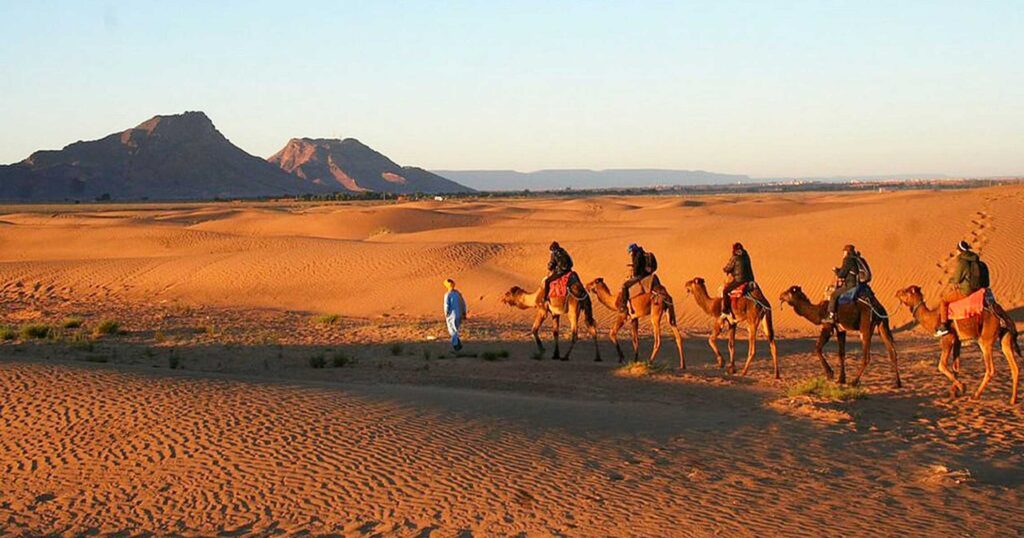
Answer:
[729,282,755,313]
[549,272,573,299]
[948,288,986,320]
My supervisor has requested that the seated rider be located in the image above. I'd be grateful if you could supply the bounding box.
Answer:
[826,244,871,324]
[619,243,657,313]
[721,242,754,320]
[542,241,574,303]
[936,241,987,336]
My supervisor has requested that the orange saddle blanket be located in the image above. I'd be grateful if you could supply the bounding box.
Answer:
[948,288,987,320]
[549,272,573,299]
[729,282,755,313]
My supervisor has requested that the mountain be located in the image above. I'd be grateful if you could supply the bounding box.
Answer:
[432,169,752,191]
[0,111,333,201]
[268,138,473,194]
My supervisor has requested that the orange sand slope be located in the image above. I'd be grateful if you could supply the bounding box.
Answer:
[1,186,1022,332]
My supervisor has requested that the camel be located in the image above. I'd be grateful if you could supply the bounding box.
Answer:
[585,277,685,368]
[779,285,901,388]
[501,275,600,361]
[895,285,1019,404]
[684,277,779,378]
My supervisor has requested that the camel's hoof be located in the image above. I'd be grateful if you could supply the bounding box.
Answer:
[594,357,602,362]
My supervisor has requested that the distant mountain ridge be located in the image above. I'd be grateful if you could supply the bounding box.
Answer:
[0,112,471,201]
[269,138,472,194]
[433,169,752,191]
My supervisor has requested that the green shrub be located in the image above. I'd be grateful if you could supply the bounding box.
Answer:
[787,376,867,401]
[93,320,120,337]
[314,314,341,325]
[309,354,326,368]
[67,334,94,352]
[20,324,51,340]
[154,330,167,343]
[62,317,84,329]
[331,351,352,368]
[0,326,16,341]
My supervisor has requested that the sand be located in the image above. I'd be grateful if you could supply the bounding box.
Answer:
[1,186,1023,536]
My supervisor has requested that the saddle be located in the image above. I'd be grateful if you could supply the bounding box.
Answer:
[627,275,657,298]
[836,284,863,306]
[948,288,988,320]
[728,281,759,314]
[548,272,575,299]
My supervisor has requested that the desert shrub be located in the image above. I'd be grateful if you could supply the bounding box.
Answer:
[389,343,404,356]
[309,354,326,368]
[93,320,120,337]
[154,330,167,343]
[67,333,94,352]
[62,317,84,329]
[0,326,17,341]
[787,376,867,401]
[20,324,51,340]
[331,351,353,368]
[481,349,510,361]
[314,313,341,325]
[615,360,671,377]
[168,351,180,370]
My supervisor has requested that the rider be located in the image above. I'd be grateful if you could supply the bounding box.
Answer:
[619,243,658,313]
[936,240,986,336]
[721,242,754,319]
[825,244,868,325]
[542,241,574,304]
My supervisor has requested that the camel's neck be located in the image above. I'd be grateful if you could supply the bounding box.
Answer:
[792,297,826,325]
[692,286,718,315]
[517,289,543,309]
[593,286,619,311]
[909,300,941,331]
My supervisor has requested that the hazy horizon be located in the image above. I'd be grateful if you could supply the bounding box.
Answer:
[2,1,1022,178]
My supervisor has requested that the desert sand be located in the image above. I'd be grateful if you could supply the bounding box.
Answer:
[1,185,1023,536]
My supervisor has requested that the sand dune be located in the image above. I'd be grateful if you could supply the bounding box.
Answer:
[1,186,1021,329]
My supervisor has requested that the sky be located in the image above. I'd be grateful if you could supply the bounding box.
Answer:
[1,1,1022,177]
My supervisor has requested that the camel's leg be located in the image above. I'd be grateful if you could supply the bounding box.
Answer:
[764,309,780,380]
[739,317,758,377]
[952,339,962,374]
[531,309,547,353]
[816,328,835,380]
[666,303,685,370]
[609,316,626,363]
[551,315,561,361]
[648,306,663,364]
[631,318,640,362]
[877,322,902,388]
[937,336,964,397]
[850,330,872,387]
[972,339,996,400]
[726,324,737,375]
[561,308,579,361]
[1000,333,1019,405]
[836,331,848,385]
[708,320,725,368]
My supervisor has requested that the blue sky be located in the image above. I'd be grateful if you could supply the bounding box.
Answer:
[1,1,1021,177]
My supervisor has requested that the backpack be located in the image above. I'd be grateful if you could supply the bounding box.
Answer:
[968,259,989,290]
[645,251,658,274]
[855,256,872,284]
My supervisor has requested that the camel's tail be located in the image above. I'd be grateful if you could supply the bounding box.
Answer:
[582,292,597,329]
[761,308,775,341]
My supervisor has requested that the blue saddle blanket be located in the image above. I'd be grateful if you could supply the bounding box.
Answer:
[837,285,865,306]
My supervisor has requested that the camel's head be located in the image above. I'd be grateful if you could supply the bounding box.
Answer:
[895,285,924,307]
[585,277,608,294]
[501,286,529,309]
[778,285,807,307]
[684,277,706,295]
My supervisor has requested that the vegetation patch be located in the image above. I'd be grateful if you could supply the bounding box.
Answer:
[314,313,341,326]
[331,351,354,368]
[481,349,510,361]
[614,360,672,378]
[93,320,120,337]
[62,317,84,329]
[19,324,51,340]
[787,376,867,401]
[309,354,327,369]
[389,343,404,356]
[0,326,16,341]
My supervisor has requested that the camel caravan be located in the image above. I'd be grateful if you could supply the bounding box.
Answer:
[501,239,1021,404]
